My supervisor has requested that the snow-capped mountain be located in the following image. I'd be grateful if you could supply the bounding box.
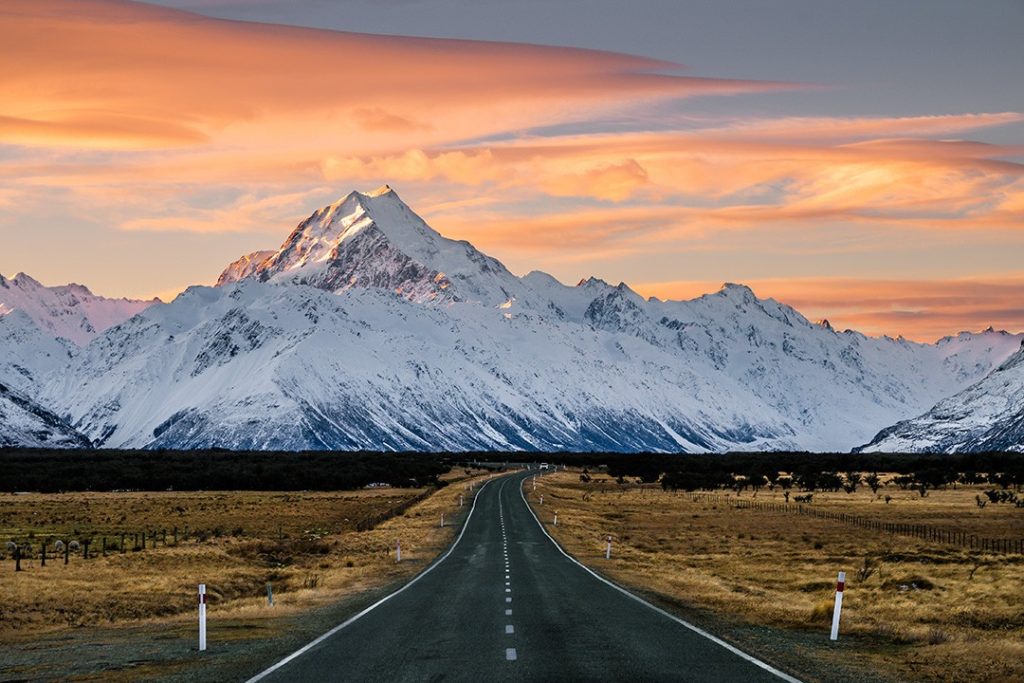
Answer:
[218,185,534,308]
[0,300,89,447]
[45,281,799,451]
[0,308,74,394]
[0,272,157,346]
[31,187,1023,452]
[860,339,1024,453]
[0,382,89,448]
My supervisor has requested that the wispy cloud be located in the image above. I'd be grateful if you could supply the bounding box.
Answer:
[0,0,792,153]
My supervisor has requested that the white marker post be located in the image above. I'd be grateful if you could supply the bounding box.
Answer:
[198,584,207,652]
[539,494,544,505]
[440,513,445,528]
[533,477,536,491]
[459,495,463,507]
[605,535,612,560]
[396,540,402,563]
[553,512,558,526]
[266,582,274,607]
[830,571,845,641]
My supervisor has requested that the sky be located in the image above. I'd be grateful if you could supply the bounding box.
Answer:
[1,0,1022,342]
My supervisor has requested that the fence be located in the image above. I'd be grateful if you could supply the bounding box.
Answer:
[354,488,436,532]
[683,492,1024,555]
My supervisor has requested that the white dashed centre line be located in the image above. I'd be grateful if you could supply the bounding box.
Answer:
[505,608,512,616]
[505,624,515,634]
[506,597,512,603]
[506,647,517,661]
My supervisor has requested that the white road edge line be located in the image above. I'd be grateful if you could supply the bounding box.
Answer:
[244,477,496,683]
[518,474,803,683]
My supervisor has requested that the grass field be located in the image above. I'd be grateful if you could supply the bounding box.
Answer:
[0,468,493,639]
[526,470,1024,683]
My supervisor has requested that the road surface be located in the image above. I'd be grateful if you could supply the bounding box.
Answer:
[248,471,799,682]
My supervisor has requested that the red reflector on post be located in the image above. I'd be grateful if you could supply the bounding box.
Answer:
[836,581,845,592]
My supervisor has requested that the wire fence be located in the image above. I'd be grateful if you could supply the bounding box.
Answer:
[682,492,1024,554]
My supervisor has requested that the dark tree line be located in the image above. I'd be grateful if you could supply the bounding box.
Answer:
[0,449,450,492]
[2,448,1022,494]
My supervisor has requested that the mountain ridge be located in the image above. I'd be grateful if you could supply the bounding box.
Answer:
[3,187,1023,452]
[0,271,157,346]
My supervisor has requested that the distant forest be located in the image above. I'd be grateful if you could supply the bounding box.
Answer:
[0,448,1021,493]
[0,449,452,492]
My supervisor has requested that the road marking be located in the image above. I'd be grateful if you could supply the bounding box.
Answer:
[505,609,512,616]
[506,597,512,603]
[505,588,511,592]
[505,581,510,586]
[506,647,517,661]
[243,478,495,683]
[519,475,803,683]
[506,624,515,634]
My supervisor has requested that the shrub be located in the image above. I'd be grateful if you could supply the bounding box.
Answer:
[809,600,833,623]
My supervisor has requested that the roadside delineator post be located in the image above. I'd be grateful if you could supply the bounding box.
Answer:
[396,540,402,563]
[539,495,544,505]
[830,571,845,641]
[554,512,558,526]
[198,584,207,652]
[605,535,612,560]
[267,583,274,607]
[533,477,536,491]
[440,513,445,528]
[459,495,464,507]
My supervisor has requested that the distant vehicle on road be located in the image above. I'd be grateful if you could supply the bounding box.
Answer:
[539,463,550,470]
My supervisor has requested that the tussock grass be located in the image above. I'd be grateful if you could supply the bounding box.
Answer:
[0,470,494,637]
[528,471,1024,683]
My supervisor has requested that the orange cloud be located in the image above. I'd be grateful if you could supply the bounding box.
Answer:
[118,187,333,234]
[0,0,791,154]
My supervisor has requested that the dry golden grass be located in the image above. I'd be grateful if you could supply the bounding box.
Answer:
[527,471,1024,683]
[0,470,495,637]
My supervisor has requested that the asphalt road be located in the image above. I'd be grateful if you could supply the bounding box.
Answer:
[248,471,799,682]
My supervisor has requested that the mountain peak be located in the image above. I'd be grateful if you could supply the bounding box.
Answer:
[716,282,758,304]
[12,272,43,289]
[216,186,521,306]
[577,276,611,289]
[0,271,155,345]
[366,184,395,198]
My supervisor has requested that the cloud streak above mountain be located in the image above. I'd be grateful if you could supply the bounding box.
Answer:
[0,0,787,153]
[1,0,1022,342]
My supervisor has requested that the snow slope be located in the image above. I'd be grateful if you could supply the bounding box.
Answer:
[45,281,797,451]
[0,272,156,346]
[860,340,1024,453]
[36,187,1022,452]
[0,309,74,394]
[0,381,89,448]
